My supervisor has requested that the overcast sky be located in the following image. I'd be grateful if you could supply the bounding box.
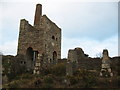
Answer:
[0,0,119,58]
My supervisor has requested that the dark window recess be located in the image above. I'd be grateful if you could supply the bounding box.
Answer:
[53,51,57,64]
[24,61,26,64]
[52,36,55,40]
[26,47,34,61]
[21,61,26,64]
[21,61,23,64]
[50,59,52,63]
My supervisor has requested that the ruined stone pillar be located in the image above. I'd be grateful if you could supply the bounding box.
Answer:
[100,49,113,77]
[33,54,42,74]
[34,4,42,26]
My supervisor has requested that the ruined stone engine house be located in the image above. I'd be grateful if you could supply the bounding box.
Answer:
[17,4,61,71]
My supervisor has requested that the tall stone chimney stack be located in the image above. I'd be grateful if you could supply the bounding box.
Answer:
[34,4,42,26]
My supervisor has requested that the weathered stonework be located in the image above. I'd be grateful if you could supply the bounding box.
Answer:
[100,49,113,77]
[66,47,87,76]
[68,47,86,63]
[17,4,61,71]
[15,4,116,77]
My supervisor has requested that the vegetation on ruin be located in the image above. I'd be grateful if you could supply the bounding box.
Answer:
[2,55,120,88]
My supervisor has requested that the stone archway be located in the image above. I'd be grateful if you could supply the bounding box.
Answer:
[26,47,34,70]
[53,51,57,64]
[26,47,34,61]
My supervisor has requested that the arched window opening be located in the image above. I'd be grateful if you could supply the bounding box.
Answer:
[52,36,55,40]
[24,61,26,64]
[21,61,23,64]
[26,47,34,61]
[53,51,57,64]
[56,38,57,41]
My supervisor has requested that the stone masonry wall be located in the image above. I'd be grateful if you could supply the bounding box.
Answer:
[41,15,61,65]
[17,19,44,55]
[17,4,61,70]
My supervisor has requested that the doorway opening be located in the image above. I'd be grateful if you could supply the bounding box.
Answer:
[53,51,57,64]
[26,47,34,61]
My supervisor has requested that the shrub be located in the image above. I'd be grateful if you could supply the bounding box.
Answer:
[83,75,97,88]
[73,69,97,87]
[40,68,51,75]
[51,63,66,76]
[44,76,53,84]
[67,76,79,85]
[8,80,20,88]
[21,74,34,79]
[42,83,53,88]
